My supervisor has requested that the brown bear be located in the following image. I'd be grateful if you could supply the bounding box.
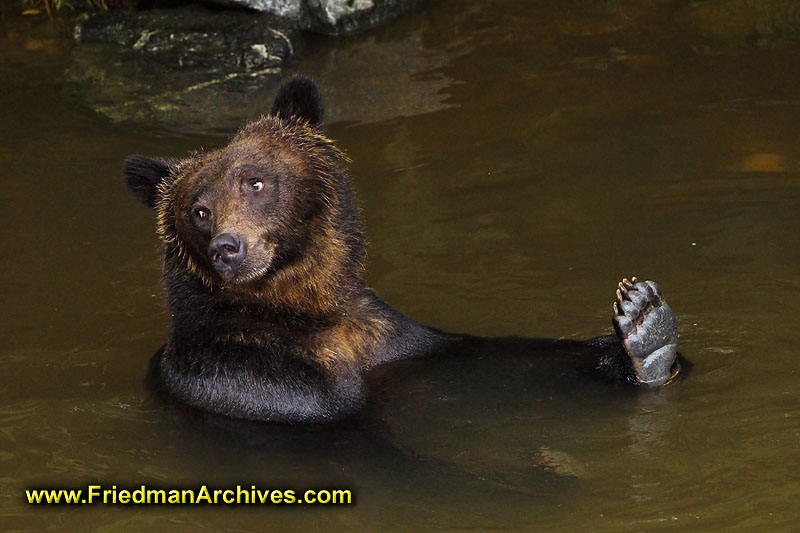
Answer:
[123,76,681,424]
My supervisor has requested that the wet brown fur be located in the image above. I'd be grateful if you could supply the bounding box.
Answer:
[124,76,656,424]
[154,115,389,368]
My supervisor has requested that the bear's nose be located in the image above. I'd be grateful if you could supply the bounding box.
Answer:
[208,232,245,274]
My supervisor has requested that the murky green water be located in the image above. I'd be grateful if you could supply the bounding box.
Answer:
[2,1,800,530]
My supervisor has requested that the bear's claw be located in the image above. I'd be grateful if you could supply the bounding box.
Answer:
[612,278,679,386]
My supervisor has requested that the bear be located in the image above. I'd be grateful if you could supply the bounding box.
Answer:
[122,75,681,424]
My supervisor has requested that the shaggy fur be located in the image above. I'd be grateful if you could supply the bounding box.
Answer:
[123,76,649,424]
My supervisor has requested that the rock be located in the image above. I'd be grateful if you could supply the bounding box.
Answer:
[200,0,306,20]
[307,0,428,36]
[73,6,296,73]
[200,0,427,36]
[65,6,300,132]
[63,0,428,130]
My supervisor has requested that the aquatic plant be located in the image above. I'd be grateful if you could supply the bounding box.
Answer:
[22,0,112,18]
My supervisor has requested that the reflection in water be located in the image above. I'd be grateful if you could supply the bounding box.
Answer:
[627,390,676,458]
[2,0,800,530]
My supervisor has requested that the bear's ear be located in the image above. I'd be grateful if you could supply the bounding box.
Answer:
[270,75,324,126]
[122,155,173,209]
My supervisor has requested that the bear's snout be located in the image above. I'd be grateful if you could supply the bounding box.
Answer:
[208,232,246,275]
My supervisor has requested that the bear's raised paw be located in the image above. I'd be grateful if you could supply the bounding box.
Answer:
[613,278,680,386]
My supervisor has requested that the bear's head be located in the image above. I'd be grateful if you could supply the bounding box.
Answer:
[123,77,365,314]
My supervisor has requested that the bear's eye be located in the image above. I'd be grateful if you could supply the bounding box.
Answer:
[193,207,210,222]
[249,179,264,192]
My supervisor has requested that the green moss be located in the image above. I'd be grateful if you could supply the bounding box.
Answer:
[19,0,145,17]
